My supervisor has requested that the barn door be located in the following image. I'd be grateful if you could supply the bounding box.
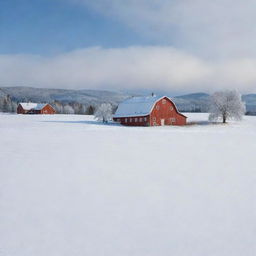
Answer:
[161,119,165,126]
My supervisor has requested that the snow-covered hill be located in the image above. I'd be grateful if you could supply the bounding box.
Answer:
[172,92,210,112]
[0,86,131,105]
[1,113,256,256]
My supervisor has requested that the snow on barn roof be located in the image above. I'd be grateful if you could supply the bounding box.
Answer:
[19,102,47,111]
[113,95,183,118]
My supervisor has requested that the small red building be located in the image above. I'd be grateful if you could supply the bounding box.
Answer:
[113,95,187,126]
[17,103,56,114]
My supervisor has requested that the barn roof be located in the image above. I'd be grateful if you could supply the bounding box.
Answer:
[113,95,186,118]
[19,102,48,111]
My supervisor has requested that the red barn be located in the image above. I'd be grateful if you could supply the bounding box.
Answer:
[17,103,56,114]
[113,95,187,126]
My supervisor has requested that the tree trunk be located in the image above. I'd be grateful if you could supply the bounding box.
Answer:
[223,115,226,123]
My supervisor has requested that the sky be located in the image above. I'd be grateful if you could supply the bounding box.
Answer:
[0,0,256,94]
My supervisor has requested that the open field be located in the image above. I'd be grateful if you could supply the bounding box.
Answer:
[1,113,256,256]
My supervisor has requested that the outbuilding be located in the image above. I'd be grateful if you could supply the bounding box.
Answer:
[113,95,187,126]
[17,103,56,114]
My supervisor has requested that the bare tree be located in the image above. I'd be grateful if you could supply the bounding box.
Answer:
[86,105,95,115]
[209,90,245,123]
[94,103,112,123]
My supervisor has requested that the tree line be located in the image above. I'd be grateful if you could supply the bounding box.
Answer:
[0,90,253,122]
[0,95,118,115]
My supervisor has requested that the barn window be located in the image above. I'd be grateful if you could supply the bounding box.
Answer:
[125,118,127,123]
[130,118,132,122]
[162,99,166,104]
[144,117,147,121]
[170,118,176,123]
[153,122,157,126]
[156,105,160,110]
[139,118,142,122]
[170,106,173,111]
[135,118,138,122]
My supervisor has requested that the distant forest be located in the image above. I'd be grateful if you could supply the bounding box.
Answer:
[0,87,256,115]
[0,95,119,115]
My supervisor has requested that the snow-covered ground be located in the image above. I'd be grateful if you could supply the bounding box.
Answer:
[1,113,256,256]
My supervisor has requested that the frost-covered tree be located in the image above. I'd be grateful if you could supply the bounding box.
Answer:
[0,95,13,112]
[209,90,245,123]
[72,103,87,114]
[11,101,18,112]
[76,104,87,115]
[63,104,75,114]
[94,103,112,123]
[52,101,64,114]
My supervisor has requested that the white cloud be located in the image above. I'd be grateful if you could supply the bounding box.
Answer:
[2,1,255,93]
[69,0,256,58]
[1,46,256,93]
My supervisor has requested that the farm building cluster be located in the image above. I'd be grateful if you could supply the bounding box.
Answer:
[16,95,186,126]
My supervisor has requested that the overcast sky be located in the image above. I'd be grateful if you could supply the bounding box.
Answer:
[1,0,256,94]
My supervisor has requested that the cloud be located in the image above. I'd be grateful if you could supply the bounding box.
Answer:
[68,0,256,58]
[1,46,256,93]
[1,1,255,93]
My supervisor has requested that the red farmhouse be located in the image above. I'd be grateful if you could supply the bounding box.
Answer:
[113,95,187,126]
[17,103,56,114]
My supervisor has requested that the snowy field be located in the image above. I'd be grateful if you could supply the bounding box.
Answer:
[1,113,256,256]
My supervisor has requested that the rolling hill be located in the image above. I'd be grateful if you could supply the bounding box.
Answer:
[0,87,256,114]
